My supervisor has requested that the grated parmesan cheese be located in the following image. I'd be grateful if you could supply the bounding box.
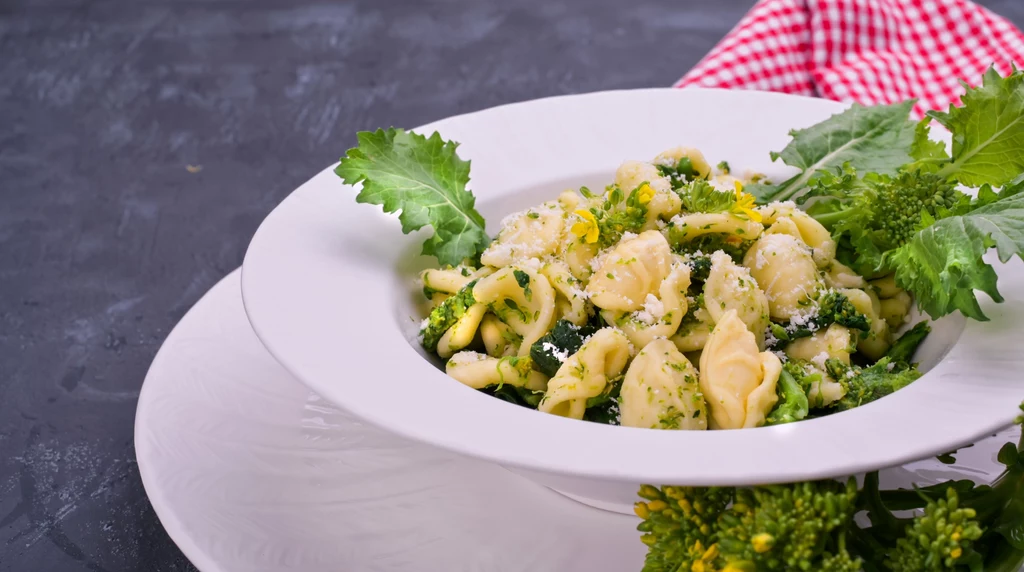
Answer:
[542,341,569,363]
[810,351,829,370]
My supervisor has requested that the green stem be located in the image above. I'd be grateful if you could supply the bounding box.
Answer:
[808,208,853,229]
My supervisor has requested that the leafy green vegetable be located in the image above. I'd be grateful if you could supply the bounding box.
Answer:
[657,157,701,189]
[513,269,532,301]
[907,118,949,168]
[753,101,917,203]
[930,67,1024,187]
[638,404,1024,572]
[678,179,736,213]
[584,379,622,425]
[765,365,810,426]
[826,322,930,412]
[883,320,932,364]
[806,167,961,277]
[529,319,599,377]
[766,290,871,349]
[420,280,477,352]
[336,128,489,267]
[487,384,544,409]
[887,188,1024,320]
[590,184,650,247]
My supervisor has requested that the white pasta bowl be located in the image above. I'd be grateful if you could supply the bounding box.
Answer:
[241,88,1024,514]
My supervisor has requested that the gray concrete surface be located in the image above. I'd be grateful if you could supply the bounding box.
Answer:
[2,1,1023,570]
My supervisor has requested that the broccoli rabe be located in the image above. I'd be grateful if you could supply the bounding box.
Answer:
[583,378,622,425]
[637,403,1024,572]
[767,290,871,349]
[884,320,931,364]
[683,255,713,289]
[636,485,733,572]
[529,318,600,376]
[488,384,544,409]
[803,167,962,278]
[419,280,478,352]
[883,487,983,571]
[657,157,701,189]
[826,322,930,412]
[715,479,861,571]
[817,290,872,332]
[586,184,650,248]
[765,365,811,426]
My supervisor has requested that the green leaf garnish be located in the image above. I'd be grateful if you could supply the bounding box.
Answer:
[887,187,1024,320]
[753,101,917,203]
[335,128,490,267]
[930,67,1024,187]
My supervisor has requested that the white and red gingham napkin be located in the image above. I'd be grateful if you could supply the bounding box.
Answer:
[677,0,1024,118]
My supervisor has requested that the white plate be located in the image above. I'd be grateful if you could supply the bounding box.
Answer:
[137,269,1020,571]
[240,88,1024,512]
[134,270,645,571]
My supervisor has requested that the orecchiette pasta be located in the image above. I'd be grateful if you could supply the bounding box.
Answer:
[619,339,708,430]
[436,303,487,359]
[446,352,548,392]
[654,147,712,179]
[702,251,770,350]
[699,310,782,429]
[473,266,557,356]
[840,287,891,360]
[644,189,683,231]
[480,314,520,358]
[823,259,867,290]
[879,291,912,329]
[669,212,763,243]
[421,266,495,295]
[539,328,633,419]
[671,304,714,353]
[416,144,928,430]
[766,212,837,267]
[743,233,820,320]
[616,160,672,194]
[785,323,855,366]
[586,230,674,312]
[540,261,590,326]
[604,263,691,348]
[481,201,566,268]
[870,275,913,329]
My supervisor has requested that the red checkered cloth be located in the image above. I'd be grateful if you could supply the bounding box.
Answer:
[676,0,1024,118]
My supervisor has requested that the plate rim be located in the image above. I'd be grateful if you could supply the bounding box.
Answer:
[135,271,240,572]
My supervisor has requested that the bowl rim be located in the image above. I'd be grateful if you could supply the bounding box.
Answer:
[241,87,1024,486]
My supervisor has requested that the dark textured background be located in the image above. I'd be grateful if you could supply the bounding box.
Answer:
[3,1,1024,570]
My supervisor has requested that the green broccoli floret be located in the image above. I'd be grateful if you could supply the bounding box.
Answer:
[884,487,983,571]
[768,291,871,349]
[827,321,930,412]
[765,364,811,426]
[636,411,1024,572]
[884,320,931,364]
[716,479,860,571]
[420,280,478,352]
[635,485,733,572]
[589,184,650,247]
[657,157,702,189]
[817,290,871,332]
[529,319,599,376]
[686,255,713,286]
[804,167,963,277]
